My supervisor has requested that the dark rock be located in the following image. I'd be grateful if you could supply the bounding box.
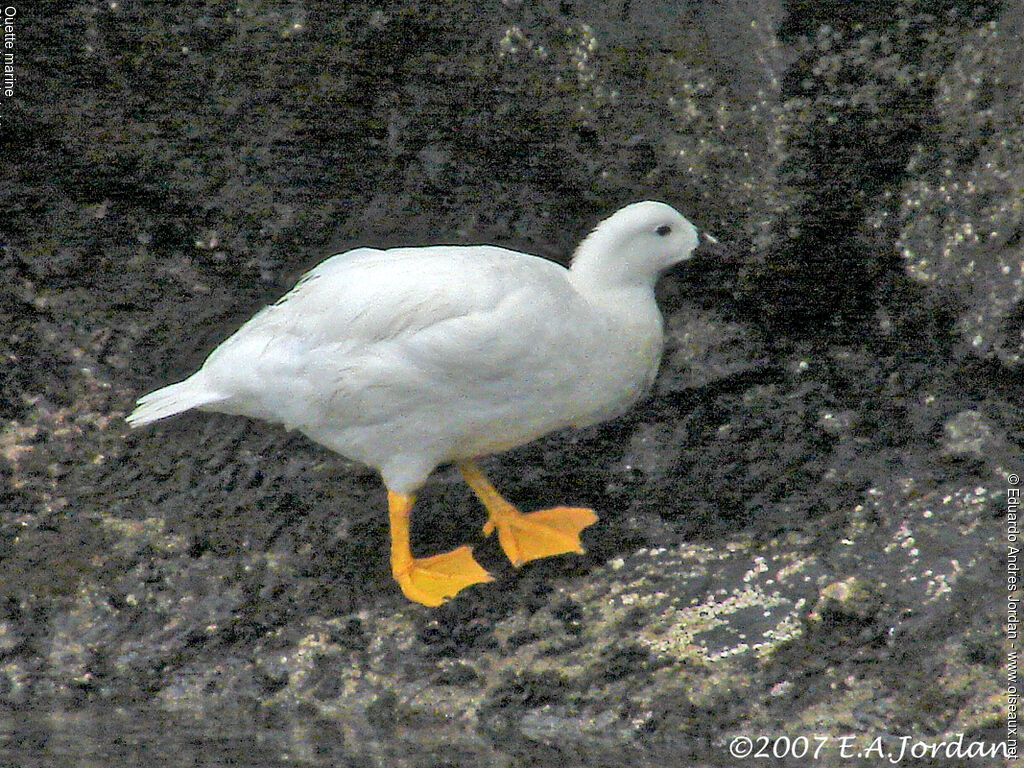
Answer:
[1,0,1015,765]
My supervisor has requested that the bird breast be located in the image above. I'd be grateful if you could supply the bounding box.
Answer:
[561,293,665,429]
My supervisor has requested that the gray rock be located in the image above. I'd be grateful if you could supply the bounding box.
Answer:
[0,0,1014,765]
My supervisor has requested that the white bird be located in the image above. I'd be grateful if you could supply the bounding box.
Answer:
[128,201,701,606]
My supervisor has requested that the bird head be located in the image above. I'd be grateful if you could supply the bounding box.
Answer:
[570,201,700,290]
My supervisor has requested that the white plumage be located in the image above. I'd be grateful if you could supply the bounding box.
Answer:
[128,200,701,605]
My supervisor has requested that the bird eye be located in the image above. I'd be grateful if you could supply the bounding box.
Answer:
[655,224,672,236]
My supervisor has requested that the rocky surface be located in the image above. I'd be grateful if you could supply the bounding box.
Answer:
[1,0,1016,765]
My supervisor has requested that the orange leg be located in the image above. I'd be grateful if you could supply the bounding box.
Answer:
[457,461,598,567]
[387,490,492,606]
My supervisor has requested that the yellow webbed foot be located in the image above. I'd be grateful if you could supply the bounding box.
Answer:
[392,545,494,607]
[388,489,492,607]
[483,505,598,566]
[458,461,598,567]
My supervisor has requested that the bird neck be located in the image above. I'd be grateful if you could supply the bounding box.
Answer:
[568,244,659,297]
[567,260,664,349]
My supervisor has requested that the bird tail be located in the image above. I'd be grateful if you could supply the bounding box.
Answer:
[126,374,224,428]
